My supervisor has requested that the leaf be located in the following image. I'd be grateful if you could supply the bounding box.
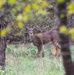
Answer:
[16,14,23,21]
[0,0,5,8]
[42,1,49,8]
[18,22,24,29]
[30,50,36,55]
[32,4,39,10]
[60,14,65,18]
[0,27,10,37]
[6,48,12,54]
[36,9,48,15]
[24,5,31,13]
[68,3,74,15]
[8,0,17,5]
[21,51,27,57]
[23,15,28,22]
[28,14,33,20]
[69,28,74,34]
[37,0,42,3]
[69,28,74,40]
[68,10,74,15]
[57,0,65,4]
[68,3,74,10]
[59,26,68,34]
[1,29,7,37]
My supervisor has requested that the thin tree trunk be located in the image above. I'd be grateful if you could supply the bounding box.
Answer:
[0,19,7,70]
[0,37,6,70]
[0,1,11,70]
[57,0,74,75]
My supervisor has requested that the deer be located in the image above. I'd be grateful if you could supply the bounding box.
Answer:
[27,27,61,67]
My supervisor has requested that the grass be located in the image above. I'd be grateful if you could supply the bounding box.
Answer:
[1,43,74,75]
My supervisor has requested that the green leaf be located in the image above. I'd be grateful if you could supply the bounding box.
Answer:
[57,0,65,4]
[30,50,36,55]
[59,26,68,34]
[0,0,6,8]
[32,4,39,10]
[18,22,24,29]
[8,0,16,5]
[16,14,23,21]
[60,14,65,18]
[68,3,74,10]
[24,5,31,13]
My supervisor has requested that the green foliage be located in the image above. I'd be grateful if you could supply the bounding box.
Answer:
[59,26,74,40]
[59,26,68,35]
[21,51,28,57]
[8,0,17,5]
[60,14,65,19]
[68,3,74,10]
[0,0,6,8]
[6,48,13,54]
[68,3,74,15]
[30,50,37,55]
[1,27,10,37]
[57,0,65,4]
[0,0,51,37]
[4,44,74,75]
[69,28,74,40]
[18,22,24,29]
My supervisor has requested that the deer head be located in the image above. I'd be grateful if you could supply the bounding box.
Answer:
[28,28,34,37]
[27,26,36,36]
[26,26,36,42]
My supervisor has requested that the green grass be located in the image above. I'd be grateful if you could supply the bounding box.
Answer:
[2,43,74,75]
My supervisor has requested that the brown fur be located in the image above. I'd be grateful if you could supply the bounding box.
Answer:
[28,28,61,58]
[27,28,61,67]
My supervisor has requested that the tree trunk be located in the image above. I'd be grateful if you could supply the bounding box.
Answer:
[0,37,6,70]
[57,0,74,75]
[0,18,7,70]
[0,1,11,70]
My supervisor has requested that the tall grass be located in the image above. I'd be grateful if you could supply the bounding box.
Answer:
[2,43,74,75]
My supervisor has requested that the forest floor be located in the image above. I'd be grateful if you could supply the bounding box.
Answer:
[1,43,74,75]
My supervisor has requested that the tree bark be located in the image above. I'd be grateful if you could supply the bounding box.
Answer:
[0,23,6,70]
[57,0,74,75]
[0,37,6,70]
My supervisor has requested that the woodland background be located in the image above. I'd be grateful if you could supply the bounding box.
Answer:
[0,0,74,75]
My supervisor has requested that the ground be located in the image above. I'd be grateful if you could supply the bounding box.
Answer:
[1,43,74,75]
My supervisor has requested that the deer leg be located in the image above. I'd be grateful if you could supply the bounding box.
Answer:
[37,45,43,67]
[52,41,61,58]
[52,41,61,68]
[42,45,44,57]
